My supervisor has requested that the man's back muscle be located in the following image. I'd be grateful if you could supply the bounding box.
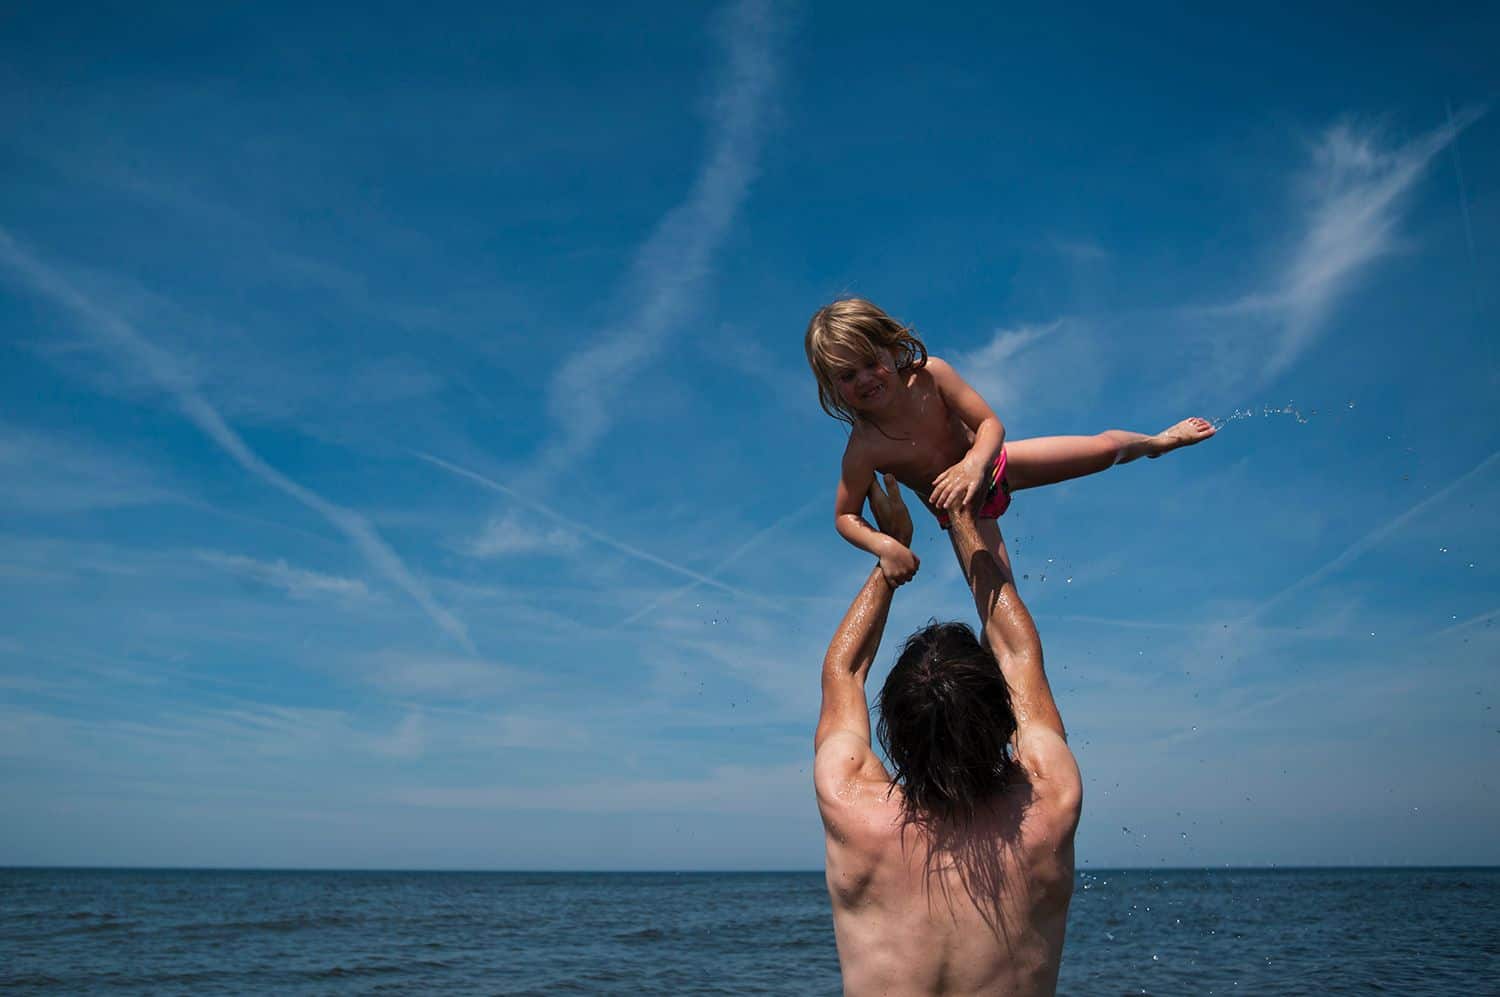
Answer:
[818,756,1079,997]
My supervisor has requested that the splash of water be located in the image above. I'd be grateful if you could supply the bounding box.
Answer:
[1209,401,1313,429]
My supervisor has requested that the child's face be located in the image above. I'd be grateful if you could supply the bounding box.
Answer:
[827,345,898,415]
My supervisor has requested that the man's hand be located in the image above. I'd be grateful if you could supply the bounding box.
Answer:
[868,473,918,587]
[867,473,913,546]
[929,455,985,513]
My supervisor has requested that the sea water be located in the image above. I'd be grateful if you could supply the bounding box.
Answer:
[2,867,1495,994]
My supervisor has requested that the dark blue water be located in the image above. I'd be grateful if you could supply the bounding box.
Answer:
[2,867,1495,994]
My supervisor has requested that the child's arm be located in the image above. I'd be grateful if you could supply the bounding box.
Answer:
[925,356,1007,513]
[835,446,920,586]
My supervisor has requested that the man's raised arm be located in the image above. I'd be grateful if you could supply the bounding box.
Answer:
[814,474,914,759]
[946,508,1065,740]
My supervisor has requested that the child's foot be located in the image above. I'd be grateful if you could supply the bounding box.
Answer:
[1147,417,1216,458]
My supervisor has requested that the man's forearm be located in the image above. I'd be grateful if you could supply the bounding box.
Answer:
[947,512,1062,735]
[823,564,894,686]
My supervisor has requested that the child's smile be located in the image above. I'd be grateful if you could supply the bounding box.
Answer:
[832,350,898,414]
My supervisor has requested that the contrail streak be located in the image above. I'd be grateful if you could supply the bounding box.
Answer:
[1243,449,1500,623]
[0,227,472,650]
[617,496,820,626]
[416,451,783,610]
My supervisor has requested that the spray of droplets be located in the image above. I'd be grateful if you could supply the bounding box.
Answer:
[1209,401,1315,429]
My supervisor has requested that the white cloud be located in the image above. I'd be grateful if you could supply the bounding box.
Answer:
[955,322,1059,409]
[530,0,784,483]
[951,320,1108,422]
[195,550,373,603]
[1213,108,1485,382]
[467,511,579,558]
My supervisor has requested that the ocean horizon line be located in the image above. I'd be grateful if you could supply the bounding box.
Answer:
[5,863,1496,875]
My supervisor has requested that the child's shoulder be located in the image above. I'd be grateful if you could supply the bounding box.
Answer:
[919,354,956,378]
[913,354,970,394]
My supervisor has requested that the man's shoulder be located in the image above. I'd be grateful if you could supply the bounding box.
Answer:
[814,732,891,800]
[1012,731,1083,835]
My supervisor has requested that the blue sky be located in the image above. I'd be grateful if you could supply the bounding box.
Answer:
[1,1,1496,870]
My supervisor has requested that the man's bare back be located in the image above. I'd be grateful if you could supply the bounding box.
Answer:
[818,734,1078,996]
[815,475,1081,995]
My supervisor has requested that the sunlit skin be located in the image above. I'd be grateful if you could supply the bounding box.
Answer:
[827,345,1216,586]
[816,478,1081,996]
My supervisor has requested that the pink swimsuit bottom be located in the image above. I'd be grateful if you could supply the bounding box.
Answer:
[932,448,1011,530]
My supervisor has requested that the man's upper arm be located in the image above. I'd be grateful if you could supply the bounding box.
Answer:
[815,666,872,753]
[1016,726,1082,827]
[814,661,888,806]
[814,730,888,806]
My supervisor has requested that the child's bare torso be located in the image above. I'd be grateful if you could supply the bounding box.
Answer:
[848,366,973,503]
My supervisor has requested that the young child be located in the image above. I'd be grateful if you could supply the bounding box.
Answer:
[805,298,1215,586]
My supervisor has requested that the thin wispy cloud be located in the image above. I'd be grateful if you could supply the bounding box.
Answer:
[366,650,521,700]
[953,320,1106,420]
[530,0,784,483]
[0,226,472,650]
[0,425,176,512]
[467,511,580,559]
[195,551,374,604]
[1214,108,1485,382]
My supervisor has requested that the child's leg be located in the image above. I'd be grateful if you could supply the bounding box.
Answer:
[1005,418,1215,491]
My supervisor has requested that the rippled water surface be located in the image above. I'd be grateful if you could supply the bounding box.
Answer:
[2,867,1495,994]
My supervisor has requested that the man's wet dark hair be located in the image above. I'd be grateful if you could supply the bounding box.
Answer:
[877,621,1017,826]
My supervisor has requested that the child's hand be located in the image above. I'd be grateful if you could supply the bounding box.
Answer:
[929,456,985,512]
[878,543,920,587]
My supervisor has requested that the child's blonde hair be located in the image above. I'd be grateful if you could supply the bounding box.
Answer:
[805,298,929,424]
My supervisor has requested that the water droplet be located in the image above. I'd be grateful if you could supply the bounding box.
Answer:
[1066,577,1073,584]
[1439,547,1448,553]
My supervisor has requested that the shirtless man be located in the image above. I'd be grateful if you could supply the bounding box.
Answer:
[814,473,1082,995]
